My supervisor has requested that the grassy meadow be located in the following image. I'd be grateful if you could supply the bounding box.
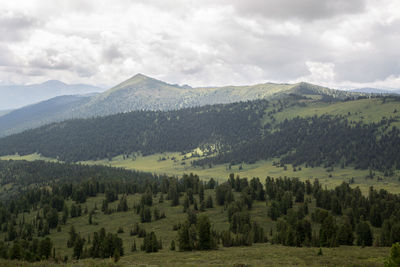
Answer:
[2,151,400,195]
[263,97,400,128]
[0,244,390,266]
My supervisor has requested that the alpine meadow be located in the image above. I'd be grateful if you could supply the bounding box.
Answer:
[1,1,400,267]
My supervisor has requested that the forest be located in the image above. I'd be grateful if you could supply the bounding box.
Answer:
[0,96,399,174]
[0,160,399,264]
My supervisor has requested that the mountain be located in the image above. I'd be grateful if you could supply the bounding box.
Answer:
[0,74,366,136]
[0,109,12,117]
[0,80,104,110]
[0,94,94,137]
[348,87,400,94]
[75,74,364,117]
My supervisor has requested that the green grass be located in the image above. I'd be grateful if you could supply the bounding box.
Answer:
[79,153,400,194]
[0,153,58,162]
[264,98,400,129]
[0,244,390,266]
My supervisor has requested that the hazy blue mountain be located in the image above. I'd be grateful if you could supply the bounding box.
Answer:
[0,109,12,117]
[0,80,104,110]
[348,87,400,94]
[0,94,93,137]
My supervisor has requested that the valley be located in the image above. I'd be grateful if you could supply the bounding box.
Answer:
[0,78,399,267]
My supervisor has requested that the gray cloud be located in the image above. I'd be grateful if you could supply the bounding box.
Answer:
[0,11,39,42]
[102,45,123,63]
[0,0,399,90]
[226,0,366,21]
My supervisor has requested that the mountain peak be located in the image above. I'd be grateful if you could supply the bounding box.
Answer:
[106,73,168,94]
[42,80,67,86]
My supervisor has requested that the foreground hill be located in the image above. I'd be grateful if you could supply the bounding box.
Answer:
[1,95,399,174]
[0,159,395,266]
[0,74,366,136]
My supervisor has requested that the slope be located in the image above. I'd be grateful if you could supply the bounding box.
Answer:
[0,94,93,137]
[0,80,103,110]
[77,74,364,117]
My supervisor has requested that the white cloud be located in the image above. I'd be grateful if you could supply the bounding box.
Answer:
[302,62,336,85]
[0,0,399,89]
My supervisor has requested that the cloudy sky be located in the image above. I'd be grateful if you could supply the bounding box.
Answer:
[1,0,400,89]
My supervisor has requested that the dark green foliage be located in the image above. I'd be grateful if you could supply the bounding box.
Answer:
[178,222,197,251]
[268,201,281,221]
[385,242,400,267]
[140,206,152,223]
[46,208,59,229]
[206,195,213,208]
[117,195,129,212]
[369,204,382,227]
[356,222,373,246]
[169,181,180,207]
[89,228,124,258]
[0,160,155,201]
[169,240,175,251]
[390,223,400,244]
[141,232,161,253]
[216,183,234,206]
[67,226,77,248]
[0,100,266,162]
[38,238,52,259]
[337,221,354,245]
[131,240,137,252]
[186,208,197,225]
[194,115,400,172]
[319,215,338,247]
[73,236,85,259]
[197,215,212,250]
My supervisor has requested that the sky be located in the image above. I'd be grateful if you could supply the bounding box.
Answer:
[0,0,400,90]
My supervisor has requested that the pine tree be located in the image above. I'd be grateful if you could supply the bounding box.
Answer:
[73,236,84,259]
[337,221,354,245]
[356,221,373,246]
[131,240,137,252]
[170,240,175,251]
[197,214,212,250]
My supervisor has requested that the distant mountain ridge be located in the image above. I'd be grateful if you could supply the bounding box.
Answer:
[0,94,94,137]
[74,74,365,117]
[0,80,104,110]
[0,74,367,136]
[348,87,400,94]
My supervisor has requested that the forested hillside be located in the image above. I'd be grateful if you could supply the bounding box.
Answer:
[0,159,398,265]
[0,100,266,161]
[0,96,399,174]
[0,160,156,201]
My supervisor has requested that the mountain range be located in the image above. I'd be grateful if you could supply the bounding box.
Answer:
[0,80,103,110]
[0,74,378,137]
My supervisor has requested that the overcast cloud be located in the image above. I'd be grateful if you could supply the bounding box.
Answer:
[0,0,399,89]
